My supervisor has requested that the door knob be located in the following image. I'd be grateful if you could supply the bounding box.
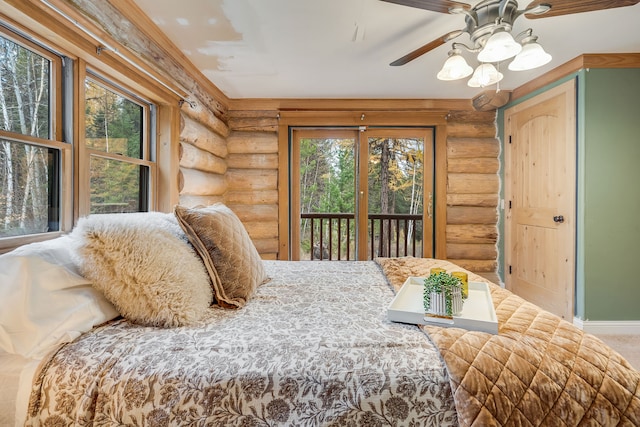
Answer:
[553,215,564,223]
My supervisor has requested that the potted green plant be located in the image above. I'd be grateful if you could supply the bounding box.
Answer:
[423,272,466,317]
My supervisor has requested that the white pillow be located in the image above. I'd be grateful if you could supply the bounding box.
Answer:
[10,234,83,275]
[0,236,119,359]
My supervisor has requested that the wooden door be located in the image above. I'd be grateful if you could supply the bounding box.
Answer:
[504,80,576,320]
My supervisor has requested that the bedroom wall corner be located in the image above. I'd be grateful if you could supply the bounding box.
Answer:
[178,107,229,208]
[225,111,280,260]
[444,110,500,284]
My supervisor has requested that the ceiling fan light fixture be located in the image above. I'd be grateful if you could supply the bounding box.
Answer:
[437,50,473,81]
[508,39,552,71]
[477,29,522,63]
[467,63,503,88]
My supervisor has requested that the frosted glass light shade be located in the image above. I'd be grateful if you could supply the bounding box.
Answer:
[437,53,473,81]
[467,63,503,87]
[478,30,522,63]
[508,41,552,71]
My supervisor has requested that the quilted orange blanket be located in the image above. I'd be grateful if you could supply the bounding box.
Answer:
[376,257,640,427]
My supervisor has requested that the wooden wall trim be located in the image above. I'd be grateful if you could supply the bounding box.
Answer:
[277,123,291,259]
[582,52,640,68]
[512,53,640,101]
[229,98,474,112]
[279,110,450,126]
[156,105,181,212]
[434,124,448,259]
[0,4,179,104]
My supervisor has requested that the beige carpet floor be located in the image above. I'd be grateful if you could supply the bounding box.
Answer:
[595,334,640,371]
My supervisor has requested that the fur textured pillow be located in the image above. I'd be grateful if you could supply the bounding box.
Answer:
[71,212,213,327]
[174,204,268,308]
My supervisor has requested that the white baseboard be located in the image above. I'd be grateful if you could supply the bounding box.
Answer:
[573,318,640,335]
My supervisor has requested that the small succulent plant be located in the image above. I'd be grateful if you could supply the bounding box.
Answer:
[423,272,465,316]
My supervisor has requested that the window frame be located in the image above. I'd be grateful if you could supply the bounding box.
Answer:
[78,70,156,216]
[0,21,163,253]
[0,24,70,250]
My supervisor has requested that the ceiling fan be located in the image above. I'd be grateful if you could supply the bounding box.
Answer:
[383,0,640,67]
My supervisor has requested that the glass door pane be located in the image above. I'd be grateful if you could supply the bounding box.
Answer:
[362,129,433,259]
[291,129,357,260]
[291,128,434,261]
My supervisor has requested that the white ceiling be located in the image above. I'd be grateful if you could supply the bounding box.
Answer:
[132,0,640,100]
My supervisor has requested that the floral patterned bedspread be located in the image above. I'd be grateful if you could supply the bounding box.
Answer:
[26,261,457,426]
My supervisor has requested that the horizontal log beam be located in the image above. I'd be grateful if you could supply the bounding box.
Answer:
[447,137,500,158]
[180,98,229,138]
[448,158,499,174]
[227,132,278,154]
[447,206,498,225]
[227,153,279,170]
[447,193,499,207]
[244,221,279,240]
[228,116,278,132]
[226,169,278,191]
[446,243,497,260]
[180,142,227,174]
[225,190,279,205]
[446,224,498,244]
[447,110,497,123]
[445,121,496,139]
[228,204,278,222]
[180,114,228,158]
[448,173,499,194]
[179,167,227,196]
[228,110,280,119]
[253,238,279,255]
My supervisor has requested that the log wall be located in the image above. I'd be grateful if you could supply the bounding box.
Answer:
[226,111,280,260]
[178,110,229,208]
[178,108,280,260]
[181,105,499,278]
[445,110,500,283]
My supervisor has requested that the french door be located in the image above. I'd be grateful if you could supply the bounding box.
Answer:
[290,127,434,260]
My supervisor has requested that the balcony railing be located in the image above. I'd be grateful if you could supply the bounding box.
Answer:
[300,212,423,260]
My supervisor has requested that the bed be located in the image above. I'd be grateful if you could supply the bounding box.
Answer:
[1,205,639,426]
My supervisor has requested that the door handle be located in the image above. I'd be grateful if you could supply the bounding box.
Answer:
[553,215,564,223]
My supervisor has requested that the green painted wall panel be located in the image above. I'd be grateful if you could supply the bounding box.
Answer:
[582,68,640,320]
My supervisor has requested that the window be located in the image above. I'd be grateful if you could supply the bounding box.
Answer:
[0,23,157,247]
[82,76,153,214]
[0,28,64,239]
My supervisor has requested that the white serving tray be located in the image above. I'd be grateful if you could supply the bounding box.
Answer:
[387,277,498,334]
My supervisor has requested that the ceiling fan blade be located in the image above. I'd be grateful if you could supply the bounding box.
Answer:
[390,30,464,66]
[525,0,640,19]
[379,0,470,14]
